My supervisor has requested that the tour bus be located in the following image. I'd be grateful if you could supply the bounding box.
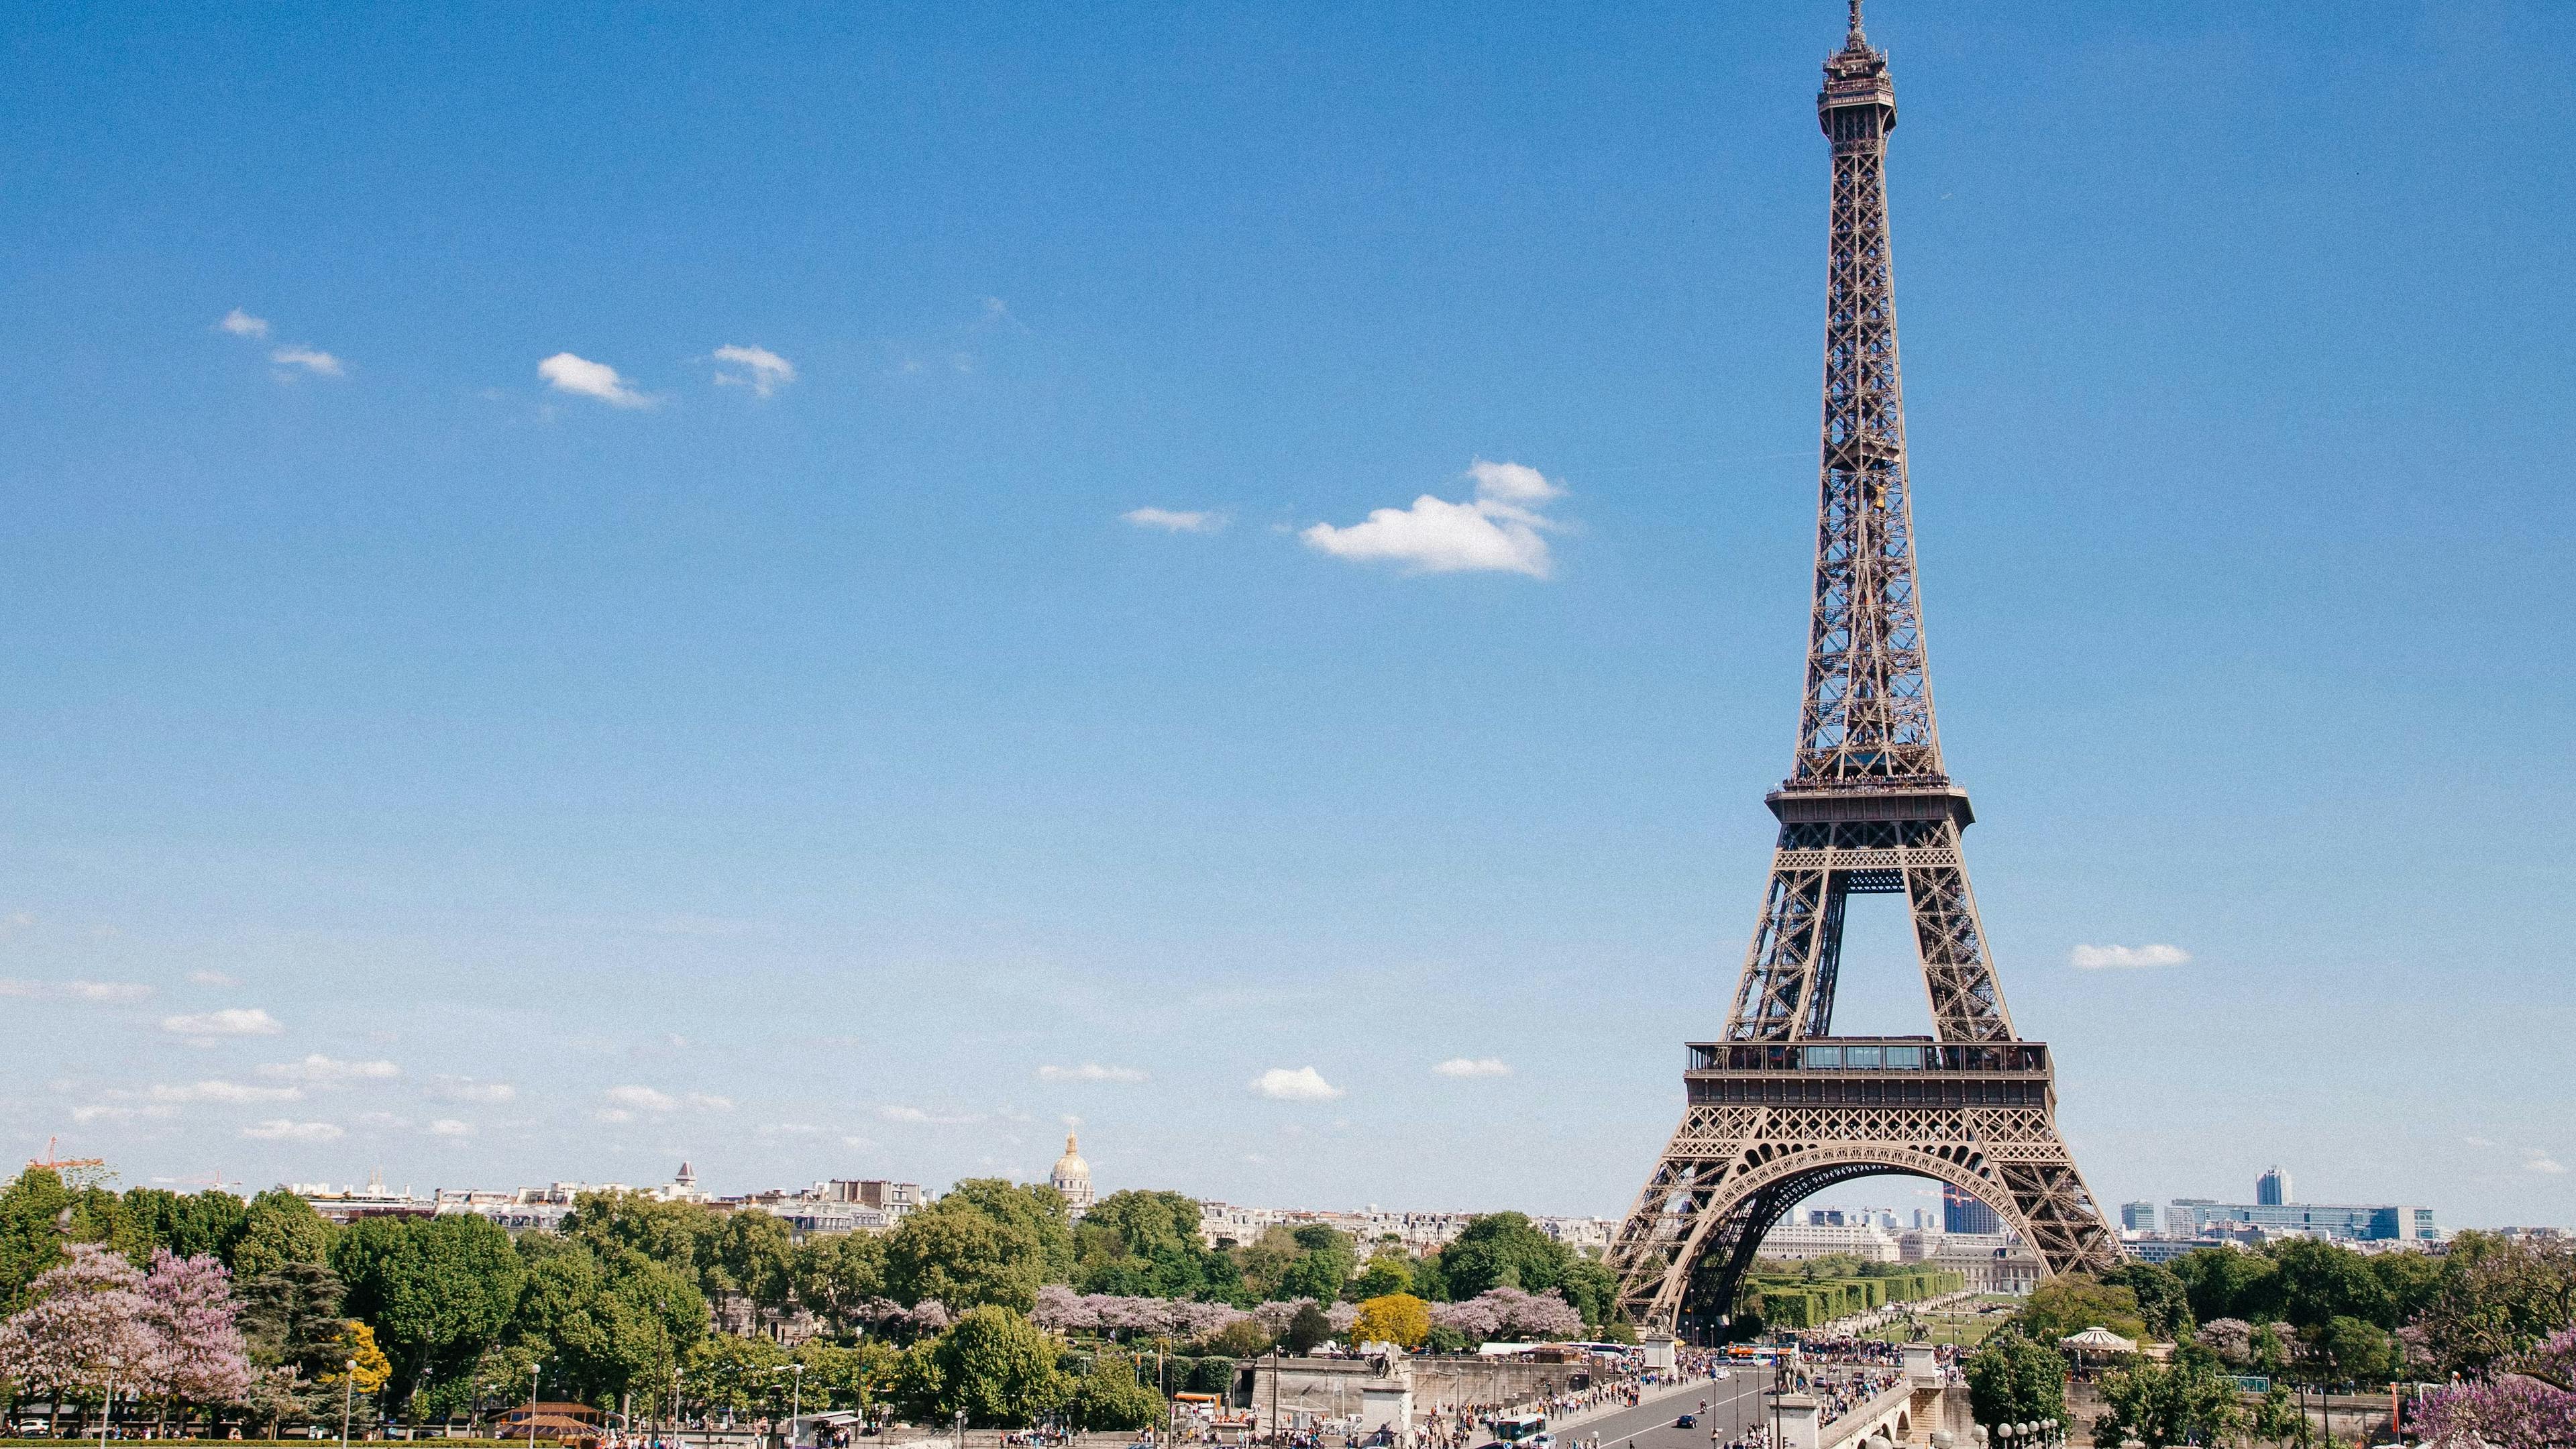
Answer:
[1491,1413,1550,1446]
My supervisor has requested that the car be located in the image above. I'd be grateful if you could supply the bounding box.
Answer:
[1674,1416,1696,1430]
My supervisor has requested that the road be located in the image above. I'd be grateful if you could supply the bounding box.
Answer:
[1553,1370,1782,1449]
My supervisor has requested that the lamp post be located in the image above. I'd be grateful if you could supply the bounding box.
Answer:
[342,1358,359,1449]
[532,1362,544,1449]
[774,1364,805,1448]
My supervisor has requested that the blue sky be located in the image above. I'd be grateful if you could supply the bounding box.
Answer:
[1,0,2569,1231]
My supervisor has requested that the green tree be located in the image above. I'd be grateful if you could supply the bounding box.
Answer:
[2012,1274,2148,1344]
[1233,1227,1303,1302]
[1065,1350,1163,1431]
[116,1187,250,1266]
[887,1182,1075,1312]
[1277,1226,1357,1305]
[1073,1191,1242,1303]
[237,1260,350,1376]
[332,1211,526,1413]
[1348,1253,1413,1302]
[511,1231,708,1410]
[564,1190,718,1277]
[899,1305,1069,1427]
[231,1190,337,1278]
[683,1332,791,1419]
[2300,1316,2396,1390]
[1199,1318,1271,1358]
[708,1209,799,1328]
[2408,1231,2576,1377]
[1282,1302,1332,1356]
[2168,1248,2282,1328]
[1438,1214,1573,1301]
[1964,1330,2068,1432]
[792,1231,889,1331]
[2091,1350,2242,1449]
[2271,1240,2395,1332]
[2101,1261,2194,1340]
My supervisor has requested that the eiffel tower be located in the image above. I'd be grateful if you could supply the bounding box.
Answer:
[1605,1,2121,1336]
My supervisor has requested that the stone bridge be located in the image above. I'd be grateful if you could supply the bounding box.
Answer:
[1775,1346,1966,1449]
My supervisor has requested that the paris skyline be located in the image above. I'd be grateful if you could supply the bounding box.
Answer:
[0,0,2569,1230]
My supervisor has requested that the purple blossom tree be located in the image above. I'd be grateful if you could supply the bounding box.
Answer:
[2418,1326,2576,1448]
[138,1249,253,1421]
[0,1244,158,1436]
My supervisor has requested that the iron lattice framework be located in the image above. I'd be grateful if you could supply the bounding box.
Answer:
[1604,2,2120,1336]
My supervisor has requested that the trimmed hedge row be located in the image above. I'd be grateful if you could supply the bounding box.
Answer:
[1745,1269,1965,1330]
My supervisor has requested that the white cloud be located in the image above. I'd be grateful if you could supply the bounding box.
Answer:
[219,309,270,339]
[2068,943,2192,969]
[711,345,796,397]
[2526,1150,2567,1175]
[0,979,155,1004]
[1250,1066,1344,1102]
[270,346,345,378]
[594,1108,635,1124]
[429,1119,474,1137]
[604,1085,679,1113]
[257,1055,400,1085]
[188,971,239,987]
[433,1077,517,1104]
[1300,459,1565,578]
[539,352,656,409]
[686,1093,734,1112]
[241,1119,343,1142]
[160,1007,284,1039]
[149,1080,303,1104]
[877,1105,931,1122]
[74,1104,174,1124]
[1432,1057,1512,1078]
[1122,508,1224,534]
[1037,1063,1148,1083]
[841,1135,877,1149]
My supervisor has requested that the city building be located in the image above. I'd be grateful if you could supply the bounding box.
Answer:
[2256,1167,2292,1207]
[1758,1220,1900,1263]
[1896,1229,2041,1293]
[2121,1201,2158,1232]
[2168,1197,2434,1243]
[1051,1132,1095,1214]
[1942,1183,2000,1236]
[1193,1201,1613,1256]
[295,1169,433,1224]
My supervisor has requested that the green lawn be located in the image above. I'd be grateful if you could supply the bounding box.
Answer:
[1858,1309,2012,1348]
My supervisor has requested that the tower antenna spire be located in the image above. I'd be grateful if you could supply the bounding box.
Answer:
[1847,0,1866,44]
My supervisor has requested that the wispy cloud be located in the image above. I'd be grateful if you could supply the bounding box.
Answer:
[539,352,657,409]
[877,1104,983,1125]
[1037,1063,1148,1083]
[1122,508,1225,534]
[433,1077,517,1104]
[604,1085,678,1113]
[270,346,345,378]
[1301,460,1565,578]
[74,1104,174,1124]
[257,1055,398,1086]
[1250,1066,1344,1102]
[2527,1150,2567,1176]
[1432,1057,1511,1078]
[150,1080,302,1104]
[429,1119,474,1138]
[2068,943,2192,969]
[241,1119,343,1142]
[0,979,156,1005]
[219,309,270,339]
[711,345,796,397]
[160,1007,283,1040]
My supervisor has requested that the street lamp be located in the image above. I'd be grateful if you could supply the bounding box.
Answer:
[532,1362,545,1449]
[342,1358,359,1449]
[773,1364,806,1447]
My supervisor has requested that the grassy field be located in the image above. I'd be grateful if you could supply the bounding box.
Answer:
[1859,1307,2016,1348]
